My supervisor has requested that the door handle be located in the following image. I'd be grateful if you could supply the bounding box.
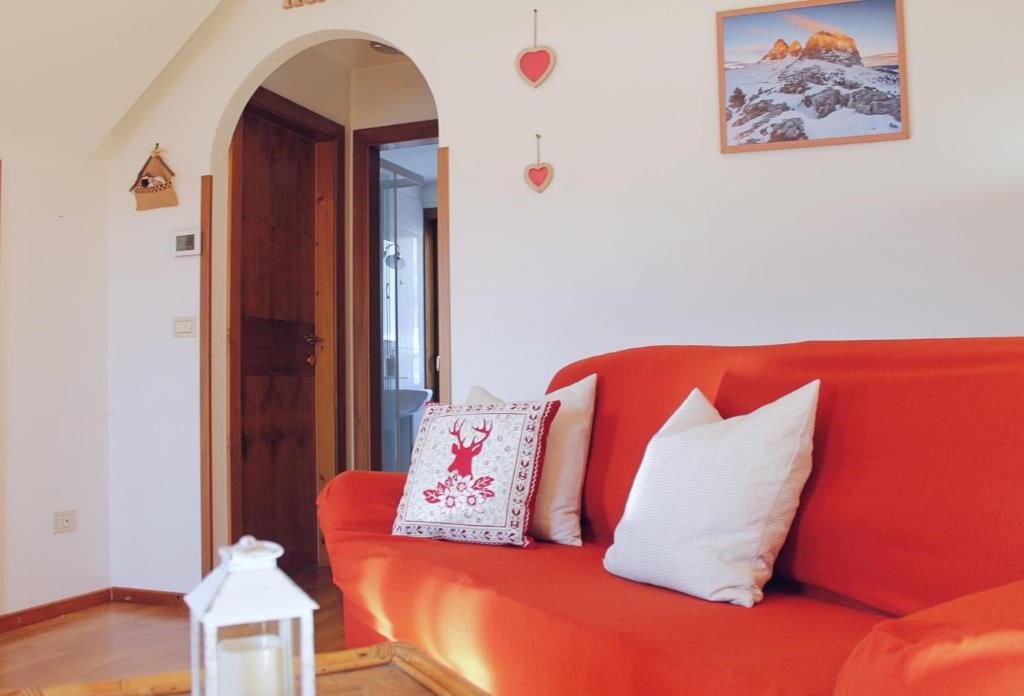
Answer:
[304,334,322,368]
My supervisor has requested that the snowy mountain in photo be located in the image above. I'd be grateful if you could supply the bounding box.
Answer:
[724,30,902,146]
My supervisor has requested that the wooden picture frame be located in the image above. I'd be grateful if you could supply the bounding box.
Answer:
[717,0,909,154]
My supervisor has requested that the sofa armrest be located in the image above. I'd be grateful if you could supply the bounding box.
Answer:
[835,580,1024,695]
[317,471,407,539]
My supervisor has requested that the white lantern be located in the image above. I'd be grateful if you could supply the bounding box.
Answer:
[185,536,319,696]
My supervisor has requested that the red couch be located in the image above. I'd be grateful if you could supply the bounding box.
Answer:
[319,338,1024,695]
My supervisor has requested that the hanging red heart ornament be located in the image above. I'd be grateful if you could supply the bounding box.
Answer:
[524,163,554,193]
[516,10,556,87]
[516,46,556,87]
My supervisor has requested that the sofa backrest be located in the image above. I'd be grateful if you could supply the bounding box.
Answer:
[548,338,1024,616]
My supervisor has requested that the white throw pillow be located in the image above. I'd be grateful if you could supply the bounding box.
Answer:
[466,374,597,546]
[603,380,820,607]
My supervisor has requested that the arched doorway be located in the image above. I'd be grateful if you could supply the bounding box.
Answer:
[201,34,448,575]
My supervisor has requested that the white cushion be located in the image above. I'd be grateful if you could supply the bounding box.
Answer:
[603,381,820,607]
[466,374,597,546]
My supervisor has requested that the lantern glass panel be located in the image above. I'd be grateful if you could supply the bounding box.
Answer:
[212,619,297,696]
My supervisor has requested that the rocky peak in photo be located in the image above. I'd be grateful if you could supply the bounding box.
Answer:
[801,31,862,66]
[762,39,792,61]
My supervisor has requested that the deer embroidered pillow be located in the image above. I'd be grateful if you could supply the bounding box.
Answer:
[393,401,561,548]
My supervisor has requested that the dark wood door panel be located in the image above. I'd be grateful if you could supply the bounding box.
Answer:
[237,104,320,574]
[240,112,316,323]
[240,375,316,574]
[241,316,315,377]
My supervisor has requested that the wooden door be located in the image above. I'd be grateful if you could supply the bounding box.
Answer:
[229,88,343,574]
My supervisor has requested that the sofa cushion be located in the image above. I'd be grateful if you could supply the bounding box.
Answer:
[466,374,597,546]
[604,382,819,607]
[834,580,1024,696]
[549,338,1024,615]
[327,532,881,695]
[547,345,733,548]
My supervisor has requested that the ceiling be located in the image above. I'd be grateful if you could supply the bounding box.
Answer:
[307,39,410,71]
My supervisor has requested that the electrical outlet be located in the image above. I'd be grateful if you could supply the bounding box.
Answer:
[53,510,77,534]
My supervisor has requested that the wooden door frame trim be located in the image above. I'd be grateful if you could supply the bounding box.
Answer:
[245,87,344,141]
[227,121,244,542]
[437,147,452,405]
[225,87,345,562]
[351,120,444,471]
[200,175,213,575]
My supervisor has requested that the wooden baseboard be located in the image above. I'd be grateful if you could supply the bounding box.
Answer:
[0,589,110,633]
[110,587,185,607]
[0,587,186,633]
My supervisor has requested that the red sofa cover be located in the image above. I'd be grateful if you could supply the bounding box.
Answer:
[319,338,1024,695]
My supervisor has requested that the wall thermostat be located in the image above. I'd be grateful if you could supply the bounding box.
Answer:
[172,226,201,257]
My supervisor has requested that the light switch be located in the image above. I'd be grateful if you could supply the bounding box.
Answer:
[173,316,197,338]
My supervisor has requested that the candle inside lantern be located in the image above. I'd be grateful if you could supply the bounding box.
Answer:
[217,634,289,696]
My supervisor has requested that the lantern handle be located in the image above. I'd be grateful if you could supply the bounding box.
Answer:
[220,535,285,570]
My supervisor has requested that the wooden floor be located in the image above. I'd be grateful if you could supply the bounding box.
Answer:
[0,567,344,692]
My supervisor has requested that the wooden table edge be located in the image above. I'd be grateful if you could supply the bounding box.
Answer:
[3,642,486,696]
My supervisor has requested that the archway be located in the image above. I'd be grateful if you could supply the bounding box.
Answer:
[201,31,446,574]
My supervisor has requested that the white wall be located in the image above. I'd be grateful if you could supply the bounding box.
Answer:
[105,146,202,593]
[0,142,111,611]
[0,0,222,614]
[2,0,1022,602]
[443,0,1024,400]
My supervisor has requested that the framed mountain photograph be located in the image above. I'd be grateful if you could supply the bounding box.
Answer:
[717,0,909,153]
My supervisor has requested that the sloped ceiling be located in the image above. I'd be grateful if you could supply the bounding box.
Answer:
[0,0,223,161]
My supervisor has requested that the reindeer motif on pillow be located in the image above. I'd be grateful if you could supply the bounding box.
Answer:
[393,401,561,547]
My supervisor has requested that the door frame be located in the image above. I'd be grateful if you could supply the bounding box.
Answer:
[226,87,345,565]
[351,120,447,471]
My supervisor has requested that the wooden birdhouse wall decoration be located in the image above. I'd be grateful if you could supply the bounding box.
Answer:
[131,144,178,211]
